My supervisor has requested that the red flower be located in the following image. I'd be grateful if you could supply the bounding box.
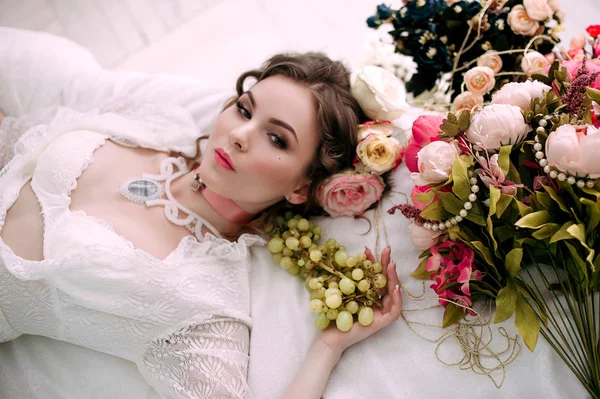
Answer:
[586,24,600,38]
[405,115,444,172]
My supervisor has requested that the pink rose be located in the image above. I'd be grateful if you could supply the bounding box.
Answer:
[562,60,600,89]
[409,222,442,251]
[452,91,484,112]
[466,104,530,150]
[491,80,551,110]
[477,50,503,73]
[523,0,553,21]
[508,5,540,36]
[318,171,384,217]
[545,125,600,179]
[545,52,556,64]
[464,66,496,95]
[405,115,444,173]
[412,141,460,186]
[521,51,550,74]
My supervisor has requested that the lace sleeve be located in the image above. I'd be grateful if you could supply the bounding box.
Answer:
[139,315,253,399]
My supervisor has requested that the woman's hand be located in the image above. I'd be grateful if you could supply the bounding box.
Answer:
[315,246,402,355]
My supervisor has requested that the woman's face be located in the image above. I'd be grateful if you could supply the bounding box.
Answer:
[199,75,320,212]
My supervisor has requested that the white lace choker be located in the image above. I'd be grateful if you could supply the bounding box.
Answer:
[120,157,222,239]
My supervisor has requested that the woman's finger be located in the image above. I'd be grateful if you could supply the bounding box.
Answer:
[381,246,391,267]
[364,247,376,263]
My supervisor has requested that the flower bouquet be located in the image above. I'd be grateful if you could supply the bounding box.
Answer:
[365,1,564,105]
[393,55,600,397]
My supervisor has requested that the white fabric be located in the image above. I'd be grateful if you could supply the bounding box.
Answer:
[0,27,588,399]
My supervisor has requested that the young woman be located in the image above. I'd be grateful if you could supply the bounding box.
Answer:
[0,52,401,398]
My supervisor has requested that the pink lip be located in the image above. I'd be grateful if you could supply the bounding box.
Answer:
[214,149,235,171]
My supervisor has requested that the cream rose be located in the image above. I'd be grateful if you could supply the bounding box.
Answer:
[409,223,442,251]
[465,104,530,150]
[547,0,560,11]
[477,50,503,73]
[492,80,551,110]
[523,0,553,21]
[464,66,496,95]
[351,65,410,121]
[411,140,460,186]
[357,120,394,140]
[452,91,485,112]
[521,51,550,74]
[545,125,600,179]
[356,132,403,175]
[318,171,384,217]
[508,5,540,36]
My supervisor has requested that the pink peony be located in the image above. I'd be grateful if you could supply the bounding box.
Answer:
[405,115,444,173]
[318,171,384,217]
[545,125,600,179]
[466,104,530,150]
[492,80,551,111]
[412,141,460,186]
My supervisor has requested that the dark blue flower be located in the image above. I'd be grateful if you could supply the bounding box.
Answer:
[415,39,452,72]
[406,0,446,21]
[367,15,381,28]
[376,4,392,19]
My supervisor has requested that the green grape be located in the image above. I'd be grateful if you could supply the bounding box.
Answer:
[297,259,305,267]
[352,268,364,281]
[326,238,337,248]
[309,250,323,262]
[346,256,357,268]
[294,214,302,220]
[357,253,367,262]
[304,260,315,270]
[275,215,286,226]
[363,260,373,270]
[287,265,300,275]
[309,244,318,251]
[297,218,310,231]
[264,224,274,233]
[367,289,374,297]
[280,256,294,270]
[272,253,283,264]
[315,313,330,330]
[300,271,308,279]
[284,211,294,220]
[330,276,340,284]
[336,311,354,332]
[282,231,292,240]
[308,278,320,290]
[325,294,342,309]
[325,288,341,298]
[293,231,300,238]
[358,307,374,326]
[372,262,383,273]
[282,248,293,257]
[346,300,359,314]
[314,287,326,299]
[357,279,370,292]
[322,305,329,313]
[316,283,323,289]
[300,236,312,248]
[339,278,356,295]
[326,308,339,320]
[334,250,348,267]
[306,232,313,238]
[285,237,300,250]
[313,226,323,235]
[310,299,324,313]
[267,237,285,254]
[374,274,388,289]
[287,218,298,230]
[328,282,339,289]
[313,234,321,241]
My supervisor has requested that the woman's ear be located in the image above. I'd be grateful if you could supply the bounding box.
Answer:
[286,181,311,205]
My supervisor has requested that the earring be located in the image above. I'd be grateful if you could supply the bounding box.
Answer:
[190,173,205,191]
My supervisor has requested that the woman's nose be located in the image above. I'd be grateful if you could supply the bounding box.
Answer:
[229,124,251,151]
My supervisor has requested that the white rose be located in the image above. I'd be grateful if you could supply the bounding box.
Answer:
[523,0,553,21]
[464,66,496,95]
[351,65,410,121]
[492,80,552,110]
[508,5,540,36]
[546,125,600,179]
[452,91,484,112]
[411,140,460,185]
[477,50,503,73]
[409,223,442,250]
[521,51,550,74]
[466,104,530,150]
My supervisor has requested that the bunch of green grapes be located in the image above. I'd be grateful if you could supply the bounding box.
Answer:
[266,212,388,332]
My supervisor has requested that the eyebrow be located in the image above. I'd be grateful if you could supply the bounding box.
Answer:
[246,90,299,144]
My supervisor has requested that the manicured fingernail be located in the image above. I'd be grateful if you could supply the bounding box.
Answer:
[395,284,400,292]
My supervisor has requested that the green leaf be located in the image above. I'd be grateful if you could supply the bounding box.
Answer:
[458,110,471,131]
[436,191,464,215]
[506,248,523,277]
[564,241,590,287]
[420,200,449,221]
[495,194,514,218]
[549,221,575,243]
[452,155,474,202]
[516,200,533,217]
[470,241,496,268]
[413,189,436,206]
[586,87,600,104]
[410,256,432,280]
[465,203,487,226]
[532,223,560,240]
[531,73,551,86]
[515,295,540,351]
[442,303,466,328]
[489,186,501,219]
[566,223,586,244]
[494,283,518,323]
[498,145,512,176]
[515,210,552,229]
[581,198,600,235]
[541,184,570,215]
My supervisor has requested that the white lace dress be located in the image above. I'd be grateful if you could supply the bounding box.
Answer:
[0,102,264,399]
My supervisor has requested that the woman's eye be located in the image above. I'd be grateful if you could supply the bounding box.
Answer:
[236,101,251,119]
[269,133,288,149]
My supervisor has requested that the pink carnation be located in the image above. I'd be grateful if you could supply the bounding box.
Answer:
[318,171,384,217]
[405,115,444,173]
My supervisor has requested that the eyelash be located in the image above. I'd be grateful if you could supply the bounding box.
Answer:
[235,101,288,149]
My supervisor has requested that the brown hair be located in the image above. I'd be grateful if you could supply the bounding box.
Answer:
[182,52,364,229]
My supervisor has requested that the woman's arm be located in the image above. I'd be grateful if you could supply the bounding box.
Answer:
[282,247,402,399]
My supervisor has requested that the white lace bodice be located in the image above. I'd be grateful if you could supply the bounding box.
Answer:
[0,103,265,399]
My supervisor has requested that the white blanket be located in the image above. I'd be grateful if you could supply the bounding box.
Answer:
[0,28,587,399]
